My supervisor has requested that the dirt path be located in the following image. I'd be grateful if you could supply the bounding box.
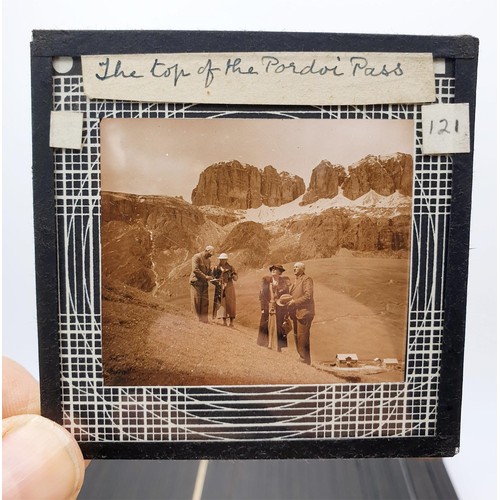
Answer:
[102,291,343,386]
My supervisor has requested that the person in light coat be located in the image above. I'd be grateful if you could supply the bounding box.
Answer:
[288,262,314,364]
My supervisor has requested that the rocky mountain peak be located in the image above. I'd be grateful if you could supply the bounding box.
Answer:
[302,153,413,204]
[191,160,305,209]
[301,160,347,205]
[342,152,413,200]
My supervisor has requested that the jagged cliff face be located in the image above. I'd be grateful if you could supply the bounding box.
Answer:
[302,153,413,203]
[261,165,306,206]
[341,153,413,200]
[301,160,347,204]
[191,160,305,209]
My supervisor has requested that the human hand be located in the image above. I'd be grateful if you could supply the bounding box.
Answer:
[3,357,86,499]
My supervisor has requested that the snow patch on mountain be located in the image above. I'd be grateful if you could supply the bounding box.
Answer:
[242,189,411,223]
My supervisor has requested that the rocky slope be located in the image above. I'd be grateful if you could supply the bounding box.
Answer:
[267,209,410,265]
[102,190,411,300]
[101,192,226,293]
[102,281,346,386]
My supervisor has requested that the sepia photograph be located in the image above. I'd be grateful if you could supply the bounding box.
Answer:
[100,117,414,386]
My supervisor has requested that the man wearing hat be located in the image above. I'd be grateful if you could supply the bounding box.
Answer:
[288,262,314,365]
[189,245,215,323]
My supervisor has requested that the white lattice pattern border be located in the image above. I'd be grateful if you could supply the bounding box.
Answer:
[53,72,454,442]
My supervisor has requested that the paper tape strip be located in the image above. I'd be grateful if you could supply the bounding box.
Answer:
[50,111,84,150]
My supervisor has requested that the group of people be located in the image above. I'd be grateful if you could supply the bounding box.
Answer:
[189,245,238,327]
[189,245,315,365]
[257,262,314,365]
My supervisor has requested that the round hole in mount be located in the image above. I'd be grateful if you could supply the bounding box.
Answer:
[52,56,74,74]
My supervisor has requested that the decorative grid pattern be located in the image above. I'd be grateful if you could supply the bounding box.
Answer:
[53,72,454,442]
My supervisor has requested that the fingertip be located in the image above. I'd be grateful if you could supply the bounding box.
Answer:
[3,414,85,500]
[2,357,40,418]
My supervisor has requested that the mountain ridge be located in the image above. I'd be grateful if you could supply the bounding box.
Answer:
[190,153,413,210]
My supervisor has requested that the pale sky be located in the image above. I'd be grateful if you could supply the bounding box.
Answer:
[101,118,414,201]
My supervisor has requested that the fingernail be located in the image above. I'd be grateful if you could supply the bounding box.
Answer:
[3,414,84,500]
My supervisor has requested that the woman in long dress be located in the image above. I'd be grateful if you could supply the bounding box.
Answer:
[257,264,291,352]
[212,253,238,327]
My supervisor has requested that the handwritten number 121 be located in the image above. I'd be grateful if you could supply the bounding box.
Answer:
[429,119,459,135]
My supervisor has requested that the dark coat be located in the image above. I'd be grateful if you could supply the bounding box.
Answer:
[189,251,212,322]
[212,263,237,319]
[257,275,291,348]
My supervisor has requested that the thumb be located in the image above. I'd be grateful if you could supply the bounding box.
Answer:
[3,414,85,500]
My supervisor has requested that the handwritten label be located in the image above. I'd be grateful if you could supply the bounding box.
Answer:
[81,52,435,105]
[421,104,470,154]
[49,111,83,149]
